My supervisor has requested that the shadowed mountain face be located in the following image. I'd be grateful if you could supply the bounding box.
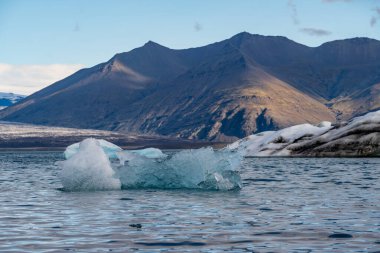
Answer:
[1,32,379,141]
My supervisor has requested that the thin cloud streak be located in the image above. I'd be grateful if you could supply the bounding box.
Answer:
[299,28,332,36]
[371,7,380,27]
[287,0,299,25]
[322,0,351,3]
[73,22,80,32]
[371,16,377,26]
[0,63,84,95]
[194,22,202,32]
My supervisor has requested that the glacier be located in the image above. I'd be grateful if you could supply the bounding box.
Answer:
[60,138,242,191]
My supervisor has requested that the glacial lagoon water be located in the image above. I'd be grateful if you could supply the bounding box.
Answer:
[0,151,379,252]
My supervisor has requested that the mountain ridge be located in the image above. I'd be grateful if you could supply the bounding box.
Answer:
[1,32,379,141]
[0,92,26,110]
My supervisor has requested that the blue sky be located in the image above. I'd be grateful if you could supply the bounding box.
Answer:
[1,0,380,94]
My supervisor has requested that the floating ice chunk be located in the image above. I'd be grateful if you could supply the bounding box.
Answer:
[229,109,380,157]
[59,139,243,191]
[271,123,331,143]
[314,111,380,143]
[350,110,380,125]
[64,139,122,159]
[59,138,121,191]
[131,148,168,159]
[317,121,332,128]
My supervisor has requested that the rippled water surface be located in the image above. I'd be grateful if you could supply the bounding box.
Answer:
[0,151,379,252]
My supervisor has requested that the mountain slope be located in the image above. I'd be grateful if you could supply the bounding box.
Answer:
[1,32,379,140]
[114,46,334,141]
[256,37,380,117]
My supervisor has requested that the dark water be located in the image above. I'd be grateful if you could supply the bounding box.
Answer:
[0,151,379,252]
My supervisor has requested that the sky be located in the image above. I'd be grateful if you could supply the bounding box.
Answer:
[1,0,380,95]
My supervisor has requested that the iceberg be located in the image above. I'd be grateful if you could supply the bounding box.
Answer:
[59,139,242,191]
[231,110,380,157]
[228,123,332,156]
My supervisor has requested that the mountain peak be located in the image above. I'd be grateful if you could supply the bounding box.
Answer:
[143,40,164,48]
[233,31,252,37]
[228,32,296,48]
[229,32,254,42]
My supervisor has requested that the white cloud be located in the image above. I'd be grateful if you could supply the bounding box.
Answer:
[0,63,85,95]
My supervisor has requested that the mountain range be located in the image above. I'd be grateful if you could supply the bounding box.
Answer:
[0,92,25,110]
[1,32,380,141]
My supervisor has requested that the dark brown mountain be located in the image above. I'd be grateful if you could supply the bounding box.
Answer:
[1,32,379,141]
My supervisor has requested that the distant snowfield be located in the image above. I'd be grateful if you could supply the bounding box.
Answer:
[0,121,205,149]
[0,121,130,139]
[0,92,25,102]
